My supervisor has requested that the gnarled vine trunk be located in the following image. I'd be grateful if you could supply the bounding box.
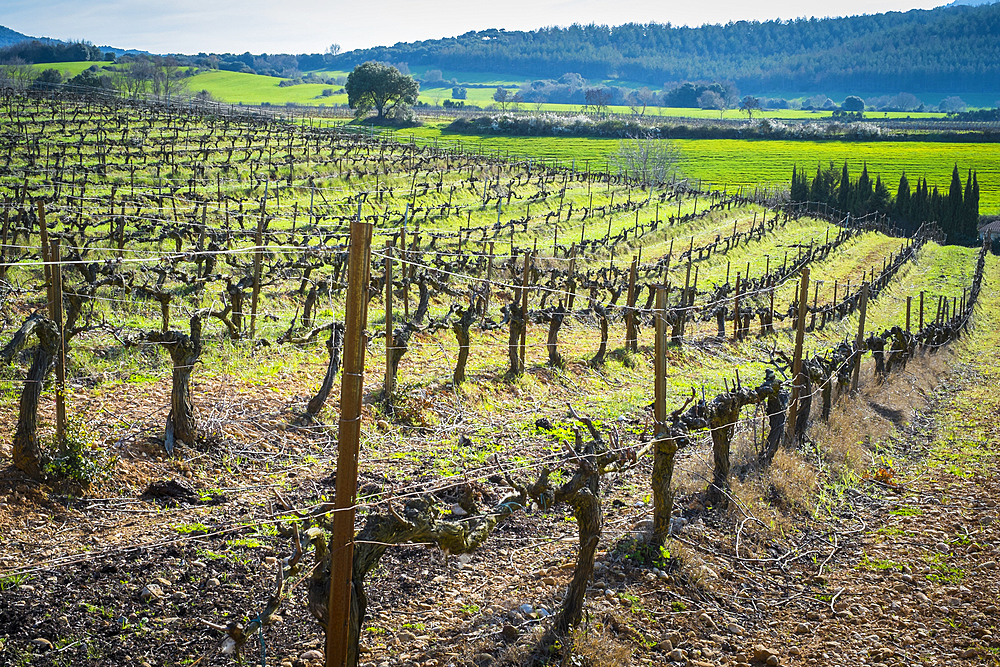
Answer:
[590,302,609,367]
[506,303,525,377]
[306,322,344,417]
[545,305,566,368]
[12,317,59,480]
[147,315,203,450]
[451,305,476,385]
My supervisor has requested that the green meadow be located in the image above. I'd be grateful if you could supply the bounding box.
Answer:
[394,124,1000,213]
[186,69,348,106]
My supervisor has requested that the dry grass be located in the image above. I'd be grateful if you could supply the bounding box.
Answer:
[565,621,634,667]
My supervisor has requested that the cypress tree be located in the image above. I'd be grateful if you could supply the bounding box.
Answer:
[912,178,928,224]
[947,164,963,238]
[810,163,828,210]
[873,175,891,216]
[896,173,911,222]
[837,162,852,213]
[856,163,873,214]
[931,186,944,233]
[790,165,810,203]
[963,169,977,242]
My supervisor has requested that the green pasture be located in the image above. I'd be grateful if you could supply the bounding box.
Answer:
[31,62,959,121]
[394,125,1000,213]
[186,70,348,106]
[30,61,109,77]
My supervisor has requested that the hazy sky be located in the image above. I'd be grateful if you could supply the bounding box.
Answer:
[5,0,945,54]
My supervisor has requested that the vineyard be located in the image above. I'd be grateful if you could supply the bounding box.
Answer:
[0,88,998,667]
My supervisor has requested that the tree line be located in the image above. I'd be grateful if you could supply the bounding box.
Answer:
[326,4,1000,95]
[790,163,981,245]
[0,39,105,64]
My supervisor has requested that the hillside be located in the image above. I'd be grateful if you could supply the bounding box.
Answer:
[0,25,34,50]
[327,4,1000,96]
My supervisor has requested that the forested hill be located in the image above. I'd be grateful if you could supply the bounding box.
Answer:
[0,26,34,49]
[329,4,1000,95]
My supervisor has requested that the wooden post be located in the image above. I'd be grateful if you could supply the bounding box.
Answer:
[785,268,810,444]
[326,220,373,667]
[384,242,395,395]
[732,273,741,340]
[625,255,638,351]
[851,283,869,392]
[518,249,531,372]
[905,296,912,332]
[0,204,9,283]
[38,200,51,287]
[919,291,925,330]
[401,205,410,319]
[484,241,495,315]
[249,201,266,339]
[654,286,667,428]
[566,244,578,311]
[49,239,66,446]
[768,287,775,332]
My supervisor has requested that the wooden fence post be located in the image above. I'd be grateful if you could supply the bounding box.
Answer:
[49,239,66,446]
[625,256,638,352]
[654,287,667,430]
[483,241,495,315]
[566,244,577,311]
[905,296,912,332]
[37,200,51,287]
[732,273,741,340]
[518,249,531,372]
[784,268,809,445]
[851,283,869,392]
[651,285,675,544]
[384,242,394,395]
[919,291,925,330]
[0,204,9,283]
[249,201,266,339]
[326,219,373,667]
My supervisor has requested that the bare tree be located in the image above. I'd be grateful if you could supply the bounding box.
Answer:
[584,88,612,115]
[626,87,654,115]
[740,95,761,121]
[152,56,186,100]
[492,87,510,112]
[698,90,728,118]
[611,135,682,186]
[0,58,35,89]
[109,58,156,99]
[528,91,547,112]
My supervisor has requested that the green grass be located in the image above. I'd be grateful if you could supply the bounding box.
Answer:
[187,70,348,106]
[31,61,112,77]
[395,124,1000,213]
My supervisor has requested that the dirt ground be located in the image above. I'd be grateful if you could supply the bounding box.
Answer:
[2,308,999,667]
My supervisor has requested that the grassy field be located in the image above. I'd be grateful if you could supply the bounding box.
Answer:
[35,62,957,119]
[186,70,348,106]
[394,124,1000,213]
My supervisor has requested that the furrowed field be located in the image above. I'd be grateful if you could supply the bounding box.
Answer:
[0,89,997,667]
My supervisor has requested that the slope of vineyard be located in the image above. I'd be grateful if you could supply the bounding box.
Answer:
[0,90,996,667]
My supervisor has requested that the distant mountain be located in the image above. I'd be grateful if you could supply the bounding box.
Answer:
[945,0,998,6]
[327,3,1000,96]
[0,25,37,49]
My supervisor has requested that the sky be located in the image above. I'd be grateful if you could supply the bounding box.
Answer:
[4,0,946,55]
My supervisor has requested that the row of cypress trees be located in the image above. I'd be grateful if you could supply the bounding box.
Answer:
[790,162,980,245]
